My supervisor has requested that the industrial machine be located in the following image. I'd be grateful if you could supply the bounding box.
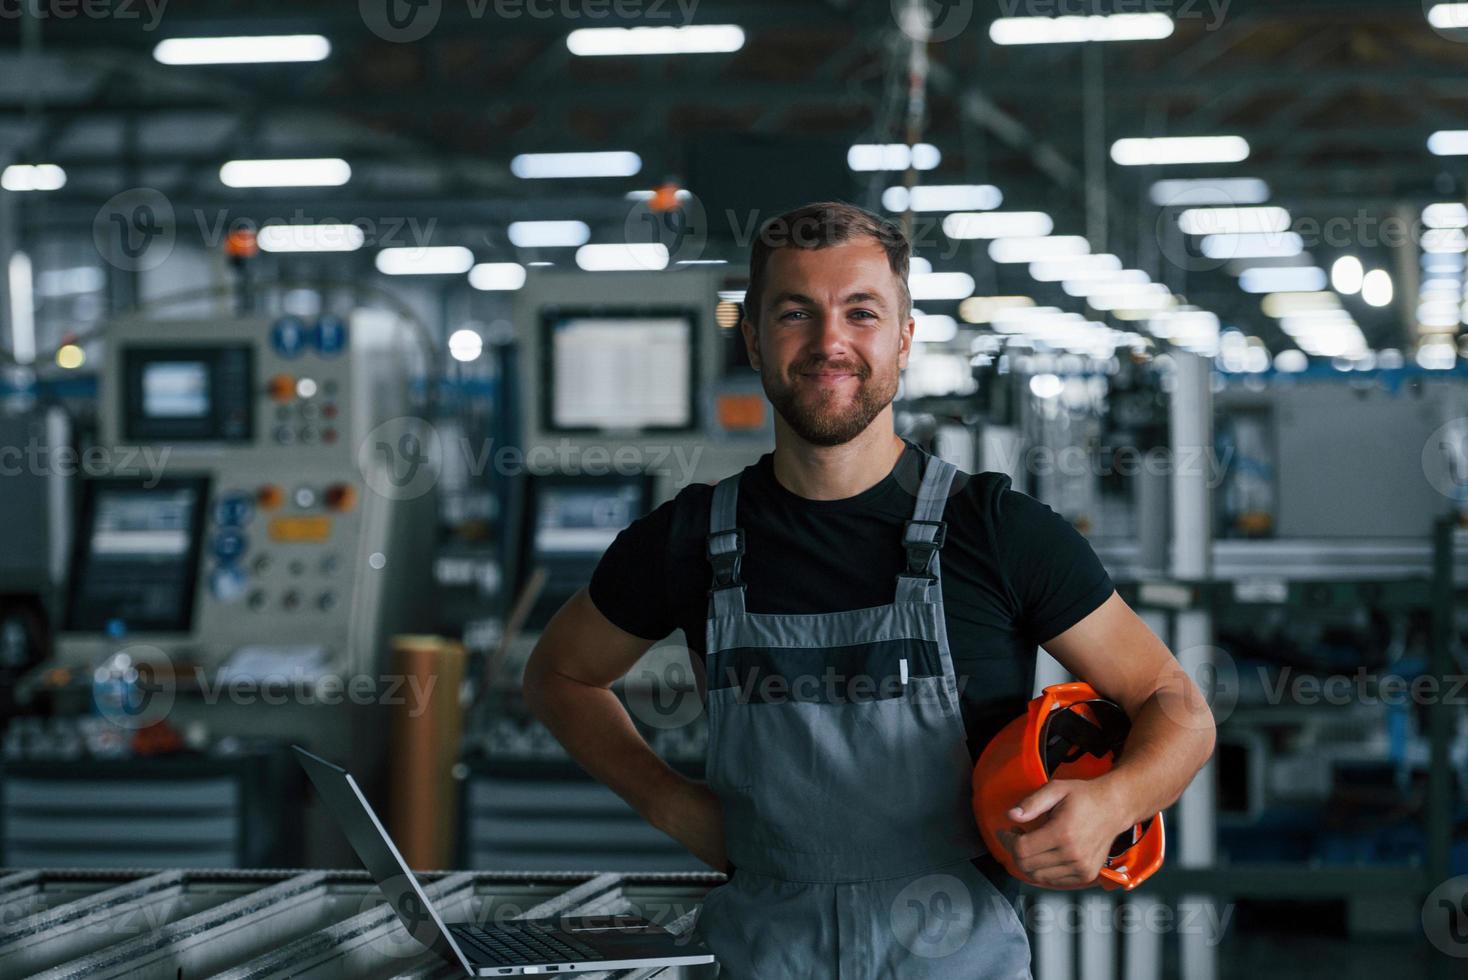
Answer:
[56,308,435,677]
[4,308,438,869]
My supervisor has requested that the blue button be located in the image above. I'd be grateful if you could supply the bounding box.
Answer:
[210,565,249,603]
[213,529,248,562]
[272,316,308,359]
[214,493,255,528]
[315,315,349,356]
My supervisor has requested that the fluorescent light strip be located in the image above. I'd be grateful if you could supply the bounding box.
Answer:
[7,253,34,365]
[1061,269,1151,298]
[848,143,941,172]
[914,314,959,343]
[1262,291,1340,317]
[511,151,641,179]
[219,158,350,188]
[1029,253,1122,282]
[1429,131,1468,156]
[988,235,1090,264]
[1178,206,1291,236]
[0,164,66,192]
[625,188,692,201]
[468,262,527,290]
[1087,286,1175,313]
[1428,4,1468,30]
[1201,232,1303,259]
[1422,202,1468,228]
[375,246,475,276]
[154,35,331,65]
[958,296,1035,324]
[507,221,590,248]
[943,211,1053,239]
[990,13,1174,45]
[566,25,745,56]
[883,184,1002,212]
[575,243,668,271]
[1149,177,1270,206]
[1111,136,1250,166]
[258,224,365,253]
[1422,228,1468,253]
[909,271,976,301]
[1238,266,1328,294]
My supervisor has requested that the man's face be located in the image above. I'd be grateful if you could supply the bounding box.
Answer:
[743,240,913,447]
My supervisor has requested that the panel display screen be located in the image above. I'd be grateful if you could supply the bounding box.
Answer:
[543,311,696,432]
[65,476,210,633]
[122,346,254,442]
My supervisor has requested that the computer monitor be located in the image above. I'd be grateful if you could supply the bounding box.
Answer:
[541,309,698,433]
[64,476,211,633]
[512,473,654,630]
[121,345,254,443]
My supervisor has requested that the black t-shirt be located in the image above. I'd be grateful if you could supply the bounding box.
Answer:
[589,438,1116,761]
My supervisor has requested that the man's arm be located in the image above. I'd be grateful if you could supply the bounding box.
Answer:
[521,587,728,871]
[1005,591,1216,887]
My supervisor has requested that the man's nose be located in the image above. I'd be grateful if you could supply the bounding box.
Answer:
[807,309,850,354]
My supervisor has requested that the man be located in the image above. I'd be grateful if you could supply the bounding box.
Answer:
[523,201,1215,978]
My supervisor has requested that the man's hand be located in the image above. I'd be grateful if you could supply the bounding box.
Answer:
[651,777,729,873]
[1003,777,1132,888]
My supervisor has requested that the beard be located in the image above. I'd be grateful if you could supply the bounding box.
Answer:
[763,356,899,447]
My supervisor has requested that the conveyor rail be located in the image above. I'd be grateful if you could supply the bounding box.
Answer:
[0,868,721,979]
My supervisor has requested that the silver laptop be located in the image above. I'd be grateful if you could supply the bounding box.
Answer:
[294,746,716,976]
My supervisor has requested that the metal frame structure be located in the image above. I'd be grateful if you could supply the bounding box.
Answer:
[0,867,721,979]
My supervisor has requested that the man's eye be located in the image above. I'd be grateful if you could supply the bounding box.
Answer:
[780,310,809,320]
[851,310,877,320]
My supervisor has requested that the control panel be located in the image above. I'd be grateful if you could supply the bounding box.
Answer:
[59,310,435,677]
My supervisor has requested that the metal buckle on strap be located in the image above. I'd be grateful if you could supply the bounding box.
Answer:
[707,528,745,593]
[901,519,947,579]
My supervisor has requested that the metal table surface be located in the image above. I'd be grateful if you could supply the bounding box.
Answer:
[0,867,723,979]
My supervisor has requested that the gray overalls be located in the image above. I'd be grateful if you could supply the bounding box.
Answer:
[694,450,1033,979]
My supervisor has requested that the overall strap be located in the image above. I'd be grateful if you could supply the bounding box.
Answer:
[895,454,957,602]
[707,474,747,618]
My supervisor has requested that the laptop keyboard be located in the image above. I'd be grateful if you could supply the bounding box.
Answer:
[454,923,603,966]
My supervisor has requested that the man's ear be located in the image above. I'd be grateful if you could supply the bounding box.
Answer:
[741,315,761,371]
[897,314,915,370]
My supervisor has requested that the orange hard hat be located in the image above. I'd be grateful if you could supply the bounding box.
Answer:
[972,681,1164,891]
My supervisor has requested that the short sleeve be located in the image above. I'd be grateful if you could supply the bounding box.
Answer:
[587,499,677,641]
[993,482,1115,645]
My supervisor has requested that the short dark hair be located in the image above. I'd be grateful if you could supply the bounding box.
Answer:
[745,201,912,325]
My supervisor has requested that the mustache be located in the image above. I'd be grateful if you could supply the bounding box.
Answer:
[791,361,869,378]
